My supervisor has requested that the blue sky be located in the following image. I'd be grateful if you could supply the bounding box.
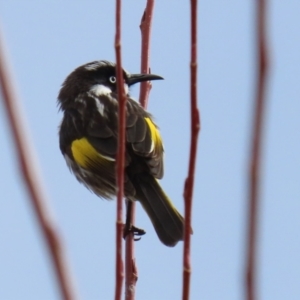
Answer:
[0,1,299,299]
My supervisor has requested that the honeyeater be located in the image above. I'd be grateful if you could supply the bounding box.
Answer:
[58,60,184,247]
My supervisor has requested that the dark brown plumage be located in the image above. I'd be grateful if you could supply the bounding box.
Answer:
[58,60,185,246]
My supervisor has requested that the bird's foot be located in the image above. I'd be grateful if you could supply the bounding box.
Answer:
[123,224,146,241]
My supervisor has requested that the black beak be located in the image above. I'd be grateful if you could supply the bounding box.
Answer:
[127,73,164,86]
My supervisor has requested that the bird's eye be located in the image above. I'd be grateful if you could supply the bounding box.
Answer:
[109,76,117,84]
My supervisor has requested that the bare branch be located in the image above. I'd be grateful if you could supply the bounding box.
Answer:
[182,0,199,299]
[124,2,156,299]
[245,1,269,300]
[139,0,155,108]
[114,0,126,299]
[124,200,138,300]
[0,31,77,300]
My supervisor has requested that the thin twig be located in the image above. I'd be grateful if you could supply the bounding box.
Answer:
[124,2,155,299]
[124,199,137,300]
[182,0,199,299]
[0,31,77,300]
[114,0,126,299]
[246,1,269,300]
[139,0,155,108]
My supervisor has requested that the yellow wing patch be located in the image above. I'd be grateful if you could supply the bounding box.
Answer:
[144,117,163,153]
[71,137,115,168]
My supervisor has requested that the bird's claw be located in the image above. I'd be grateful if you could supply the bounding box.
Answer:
[123,224,146,241]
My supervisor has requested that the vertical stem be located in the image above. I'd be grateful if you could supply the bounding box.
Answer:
[246,1,269,300]
[182,0,199,299]
[0,31,77,300]
[125,200,137,300]
[124,2,156,300]
[114,0,126,299]
[139,0,155,108]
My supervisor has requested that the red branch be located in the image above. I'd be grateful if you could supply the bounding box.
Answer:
[124,200,137,300]
[0,32,77,300]
[124,2,155,300]
[182,0,199,299]
[139,0,155,108]
[246,1,269,300]
[114,0,125,299]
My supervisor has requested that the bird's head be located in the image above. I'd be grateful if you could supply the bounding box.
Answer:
[58,60,163,110]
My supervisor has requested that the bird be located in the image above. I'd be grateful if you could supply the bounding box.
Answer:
[58,60,185,247]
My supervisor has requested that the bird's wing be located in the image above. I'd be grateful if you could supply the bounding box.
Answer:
[76,94,164,179]
[126,99,164,179]
[62,94,117,192]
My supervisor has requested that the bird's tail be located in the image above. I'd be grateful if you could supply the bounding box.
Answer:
[133,172,185,247]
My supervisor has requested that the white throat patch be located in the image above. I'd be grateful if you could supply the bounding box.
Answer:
[90,83,129,96]
[123,83,129,95]
[90,84,112,96]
